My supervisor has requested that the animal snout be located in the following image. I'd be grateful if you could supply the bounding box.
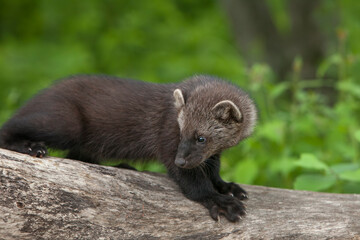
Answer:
[175,158,186,167]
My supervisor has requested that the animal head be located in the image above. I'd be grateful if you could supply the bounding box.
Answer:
[173,80,257,169]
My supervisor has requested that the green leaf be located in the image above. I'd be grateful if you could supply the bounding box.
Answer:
[317,54,342,77]
[233,159,258,184]
[258,120,285,144]
[269,82,290,99]
[270,158,297,176]
[343,182,360,194]
[355,130,360,143]
[295,153,329,172]
[294,174,337,191]
[331,163,359,174]
[339,169,360,182]
[337,81,360,98]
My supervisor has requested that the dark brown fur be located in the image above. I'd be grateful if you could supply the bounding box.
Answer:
[0,75,257,222]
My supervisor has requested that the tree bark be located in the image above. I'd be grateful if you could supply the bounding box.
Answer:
[0,148,359,240]
[222,0,328,80]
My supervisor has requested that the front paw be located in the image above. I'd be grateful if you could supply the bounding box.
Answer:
[4,141,48,157]
[228,182,248,200]
[207,194,246,222]
[23,142,47,158]
[27,143,47,158]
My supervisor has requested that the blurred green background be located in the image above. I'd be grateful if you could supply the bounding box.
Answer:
[1,0,359,193]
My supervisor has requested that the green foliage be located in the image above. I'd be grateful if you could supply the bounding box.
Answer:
[338,168,360,182]
[295,154,330,172]
[294,174,337,192]
[0,0,244,122]
[221,29,360,193]
[0,0,359,193]
[233,159,259,184]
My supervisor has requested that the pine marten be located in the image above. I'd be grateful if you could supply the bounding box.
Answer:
[0,75,257,222]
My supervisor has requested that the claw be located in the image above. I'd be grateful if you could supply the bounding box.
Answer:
[26,143,47,158]
[210,205,219,221]
[241,193,249,199]
[36,149,45,158]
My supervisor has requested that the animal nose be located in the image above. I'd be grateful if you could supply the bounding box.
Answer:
[175,158,186,167]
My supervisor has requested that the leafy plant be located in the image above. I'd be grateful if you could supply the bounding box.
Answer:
[222,28,360,193]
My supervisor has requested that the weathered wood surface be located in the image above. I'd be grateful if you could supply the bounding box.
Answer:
[0,148,359,240]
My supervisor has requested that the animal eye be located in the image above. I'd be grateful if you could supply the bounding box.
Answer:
[196,136,206,143]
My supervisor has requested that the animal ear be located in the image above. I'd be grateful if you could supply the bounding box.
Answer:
[173,89,185,109]
[212,100,242,123]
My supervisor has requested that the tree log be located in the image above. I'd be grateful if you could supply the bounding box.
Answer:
[0,148,359,240]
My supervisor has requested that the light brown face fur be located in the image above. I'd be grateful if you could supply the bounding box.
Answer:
[173,79,257,169]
